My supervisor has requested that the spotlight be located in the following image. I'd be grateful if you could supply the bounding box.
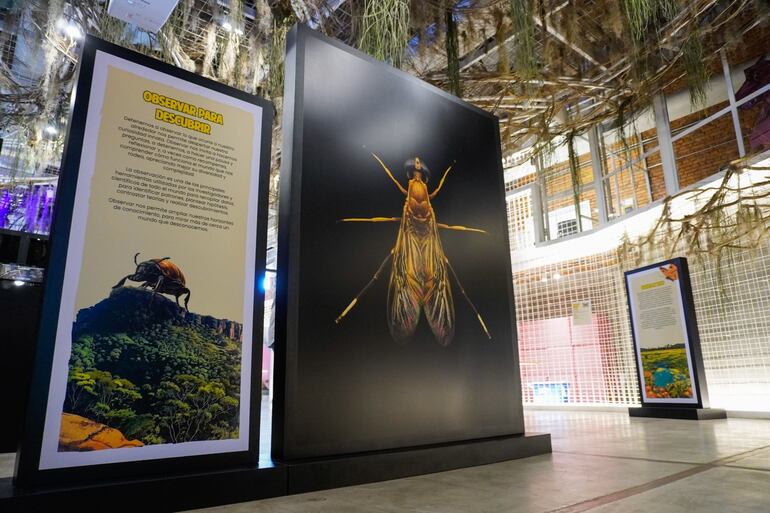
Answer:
[13,280,24,287]
[57,18,83,40]
[221,21,233,32]
[65,23,83,39]
[45,125,58,135]
[540,276,548,283]
[553,272,562,280]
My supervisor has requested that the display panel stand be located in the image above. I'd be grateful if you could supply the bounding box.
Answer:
[624,258,725,421]
[15,35,273,488]
[628,407,726,420]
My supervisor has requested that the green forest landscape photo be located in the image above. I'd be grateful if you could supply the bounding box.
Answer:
[641,344,693,400]
[60,286,243,451]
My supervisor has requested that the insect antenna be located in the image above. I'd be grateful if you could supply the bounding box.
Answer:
[444,257,492,339]
[335,250,394,324]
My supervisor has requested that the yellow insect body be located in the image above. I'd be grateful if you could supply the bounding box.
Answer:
[336,154,491,346]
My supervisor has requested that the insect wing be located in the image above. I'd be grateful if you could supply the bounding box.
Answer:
[387,217,421,341]
[157,259,186,285]
[423,221,454,346]
[387,215,455,345]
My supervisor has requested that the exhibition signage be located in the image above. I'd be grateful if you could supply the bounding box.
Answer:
[274,25,525,460]
[16,36,273,486]
[624,258,709,407]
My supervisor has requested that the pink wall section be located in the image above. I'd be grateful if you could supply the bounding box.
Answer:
[518,314,611,404]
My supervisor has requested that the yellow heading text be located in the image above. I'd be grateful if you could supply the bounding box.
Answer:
[641,280,665,290]
[142,90,224,135]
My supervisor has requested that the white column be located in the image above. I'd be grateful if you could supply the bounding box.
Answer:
[721,48,746,158]
[588,125,608,224]
[653,94,679,196]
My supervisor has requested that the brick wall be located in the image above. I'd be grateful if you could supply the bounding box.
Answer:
[642,99,765,192]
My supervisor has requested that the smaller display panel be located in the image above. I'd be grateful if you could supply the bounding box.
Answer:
[625,258,706,406]
[16,36,272,486]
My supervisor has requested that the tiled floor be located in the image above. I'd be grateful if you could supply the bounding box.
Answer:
[194,410,770,513]
[4,410,770,512]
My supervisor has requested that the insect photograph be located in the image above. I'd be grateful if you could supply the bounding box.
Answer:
[335,153,492,346]
[113,252,191,311]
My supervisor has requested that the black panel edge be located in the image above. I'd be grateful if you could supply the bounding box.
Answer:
[291,24,496,120]
[1,465,287,513]
[272,24,304,461]
[287,432,552,494]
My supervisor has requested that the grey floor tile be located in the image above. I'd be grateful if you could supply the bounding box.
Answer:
[590,466,770,513]
[528,412,770,464]
[724,445,770,471]
[6,410,770,512]
[190,453,694,513]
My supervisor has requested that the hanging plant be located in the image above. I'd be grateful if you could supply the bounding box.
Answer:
[218,0,244,85]
[158,0,196,71]
[566,130,583,232]
[445,8,461,97]
[681,28,711,108]
[357,0,410,68]
[618,159,770,294]
[509,0,537,79]
[266,19,291,103]
[621,0,657,43]
[493,8,510,75]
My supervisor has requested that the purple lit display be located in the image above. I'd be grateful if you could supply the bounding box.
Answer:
[0,182,57,235]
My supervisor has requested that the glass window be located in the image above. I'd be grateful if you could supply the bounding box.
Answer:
[600,127,652,220]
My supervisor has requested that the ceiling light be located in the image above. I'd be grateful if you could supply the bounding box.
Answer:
[65,22,83,39]
[221,21,233,32]
[107,0,180,33]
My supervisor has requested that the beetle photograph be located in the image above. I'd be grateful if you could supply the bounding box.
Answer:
[113,252,191,311]
[56,247,245,453]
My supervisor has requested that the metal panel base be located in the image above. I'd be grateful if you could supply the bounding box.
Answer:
[285,432,552,494]
[0,432,551,512]
[629,407,727,420]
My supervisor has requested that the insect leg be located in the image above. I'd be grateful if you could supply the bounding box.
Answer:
[335,249,394,325]
[444,258,492,339]
[150,276,165,307]
[338,217,400,223]
[112,275,131,288]
[437,223,486,234]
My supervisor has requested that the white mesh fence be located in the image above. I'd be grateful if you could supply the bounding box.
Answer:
[508,167,770,411]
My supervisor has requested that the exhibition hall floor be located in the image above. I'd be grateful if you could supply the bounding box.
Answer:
[198,409,770,513]
[3,409,770,511]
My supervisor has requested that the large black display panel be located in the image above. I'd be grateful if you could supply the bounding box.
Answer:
[274,25,524,460]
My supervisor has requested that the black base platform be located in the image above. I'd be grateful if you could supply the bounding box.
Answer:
[629,407,727,420]
[0,432,551,513]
